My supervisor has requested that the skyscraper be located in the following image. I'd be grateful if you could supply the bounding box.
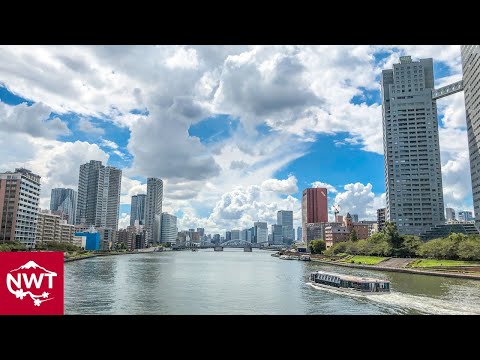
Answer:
[377,208,386,232]
[271,224,283,245]
[352,214,359,222]
[76,161,122,230]
[461,45,480,225]
[130,194,146,226]
[253,221,267,244]
[0,168,41,247]
[382,56,445,235]
[445,207,456,221]
[458,210,474,222]
[160,212,177,244]
[145,177,163,245]
[50,188,77,225]
[302,187,328,248]
[297,226,302,242]
[277,210,294,244]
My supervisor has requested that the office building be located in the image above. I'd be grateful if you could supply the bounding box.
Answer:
[461,45,480,225]
[145,177,163,245]
[76,160,122,230]
[50,188,77,225]
[0,168,41,247]
[197,228,205,237]
[271,224,283,245]
[445,207,456,221]
[458,210,474,222]
[225,231,231,241]
[302,188,328,248]
[351,214,359,222]
[420,222,479,241]
[231,229,240,241]
[254,221,268,244]
[130,194,146,226]
[277,210,294,244]
[382,56,445,235]
[161,212,177,244]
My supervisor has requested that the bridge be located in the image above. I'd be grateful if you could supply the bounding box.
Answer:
[432,80,464,100]
[172,240,260,250]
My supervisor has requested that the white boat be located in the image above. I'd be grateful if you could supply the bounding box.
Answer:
[280,255,295,260]
[299,255,311,261]
[309,271,390,293]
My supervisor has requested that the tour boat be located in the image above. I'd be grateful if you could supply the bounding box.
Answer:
[280,255,295,260]
[299,255,311,261]
[309,271,390,293]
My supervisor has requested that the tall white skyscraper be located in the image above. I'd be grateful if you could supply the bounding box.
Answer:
[76,160,122,230]
[50,188,77,225]
[254,221,267,244]
[145,177,163,245]
[461,45,480,225]
[130,194,146,226]
[382,56,445,235]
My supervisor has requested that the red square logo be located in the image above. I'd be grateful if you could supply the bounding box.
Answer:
[0,252,64,315]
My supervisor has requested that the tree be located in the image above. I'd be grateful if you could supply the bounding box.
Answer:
[349,230,358,242]
[309,239,326,254]
[457,238,480,260]
[384,222,403,250]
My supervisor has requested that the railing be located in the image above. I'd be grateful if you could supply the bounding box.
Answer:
[432,80,463,100]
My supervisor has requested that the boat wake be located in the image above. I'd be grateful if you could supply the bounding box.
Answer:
[306,282,480,315]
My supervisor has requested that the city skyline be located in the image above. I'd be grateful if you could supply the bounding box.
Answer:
[0,45,472,235]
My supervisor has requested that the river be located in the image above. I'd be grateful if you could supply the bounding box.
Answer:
[64,249,480,314]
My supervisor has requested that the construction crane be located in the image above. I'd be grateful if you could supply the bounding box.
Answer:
[333,204,340,219]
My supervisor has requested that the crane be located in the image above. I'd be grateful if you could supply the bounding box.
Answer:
[333,204,340,219]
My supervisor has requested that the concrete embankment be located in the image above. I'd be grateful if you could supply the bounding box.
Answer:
[311,258,480,281]
[64,247,160,263]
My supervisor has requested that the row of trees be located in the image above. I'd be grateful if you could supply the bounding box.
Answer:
[322,222,480,261]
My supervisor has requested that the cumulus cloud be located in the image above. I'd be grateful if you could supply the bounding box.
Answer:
[311,181,338,194]
[118,213,130,230]
[229,160,248,170]
[78,118,105,136]
[261,175,298,194]
[120,177,147,205]
[0,101,69,139]
[334,183,385,221]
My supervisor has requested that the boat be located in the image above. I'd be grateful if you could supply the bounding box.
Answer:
[280,255,295,260]
[191,248,198,252]
[271,252,280,257]
[299,255,311,261]
[309,271,390,293]
[244,246,252,252]
[214,246,224,251]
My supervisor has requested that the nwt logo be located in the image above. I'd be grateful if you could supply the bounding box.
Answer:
[0,252,64,315]
[7,261,57,306]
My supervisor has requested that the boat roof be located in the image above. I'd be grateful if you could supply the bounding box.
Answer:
[313,270,389,283]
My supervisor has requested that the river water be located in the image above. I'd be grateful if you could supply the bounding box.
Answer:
[64,249,480,315]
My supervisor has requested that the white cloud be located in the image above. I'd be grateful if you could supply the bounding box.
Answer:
[261,175,298,194]
[334,183,385,221]
[78,118,104,136]
[120,177,147,205]
[101,139,119,149]
[311,181,338,194]
[118,213,130,230]
[165,46,199,70]
[0,101,69,139]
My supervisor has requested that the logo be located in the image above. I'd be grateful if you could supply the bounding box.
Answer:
[0,252,64,315]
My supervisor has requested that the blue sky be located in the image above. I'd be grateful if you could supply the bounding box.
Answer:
[0,45,471,234]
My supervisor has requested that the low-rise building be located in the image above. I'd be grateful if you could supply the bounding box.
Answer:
[36,210,76,244]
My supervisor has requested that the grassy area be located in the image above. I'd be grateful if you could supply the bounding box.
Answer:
[409,259,480,268]
[340,255,388,265]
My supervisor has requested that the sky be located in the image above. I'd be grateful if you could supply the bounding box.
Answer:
[0,45,471,235]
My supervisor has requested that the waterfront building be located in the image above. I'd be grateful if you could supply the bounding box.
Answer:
[130,194,146,226]
[225,231,231,241]
[377,208,386,231]
[297,226,302,241]
[302,188,328,248]
[461,45,480,226]
[75,227,101,250]
[197,228,205,237]
[419,222,479,241]
[324,214,371,249]
[277,210,294,244]
[97,227,117,250]
[382,55,445,235]
[306,223,325,241]
[231,230,240,241]
[36,210,75,245]
[161,212,177,244]
[0,168,41,247]
[271,224,283,245]
[76,160,122,230]
[145,177,163,245]
[50,188,77,225]
[254,221,268,244]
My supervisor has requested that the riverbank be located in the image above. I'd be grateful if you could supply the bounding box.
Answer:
[64,247,160,263]
[310,258,480,280]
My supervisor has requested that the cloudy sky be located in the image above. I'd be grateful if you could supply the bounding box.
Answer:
[0,45,470,234]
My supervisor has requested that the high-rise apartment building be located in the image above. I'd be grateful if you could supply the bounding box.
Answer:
[458,210,474,222]
[0,168,41,247]
[302,188,328,248]
[76,160,122,230]
[277,210,294,243]
[161,212,177,244]
[445,207,456,221]
[461,45,480,225]
[130,194,146,226]
[145,177,163,245]
[382,56,445,235]
[36,210,75,244]
[50,188,77,225]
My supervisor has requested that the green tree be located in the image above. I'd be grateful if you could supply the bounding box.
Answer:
[384,222,403,250]
[349,230,358,242]
[402,235,423,257]
[309,239,326,254]
[457,238,480,261]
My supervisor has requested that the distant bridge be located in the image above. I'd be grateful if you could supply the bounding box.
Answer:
[172,240,260,250]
